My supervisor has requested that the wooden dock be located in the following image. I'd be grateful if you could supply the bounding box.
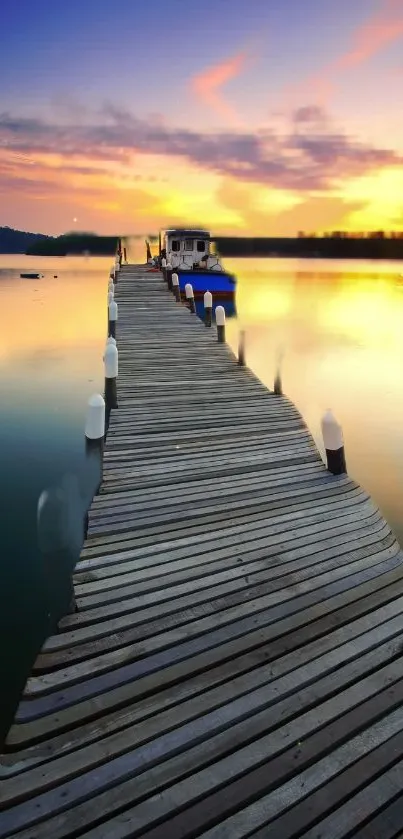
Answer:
[2,264,403,838]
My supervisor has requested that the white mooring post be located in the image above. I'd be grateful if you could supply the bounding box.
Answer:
[204,291,212,327]
[85,394,105,444]
[107,289,114,307]
[161,257,167,282]
[216,305,226,342]
[172,272,180,302]
[185,283,196,313]
[321,409,347,475]
[108,299,118,338]
[104,343,118,410]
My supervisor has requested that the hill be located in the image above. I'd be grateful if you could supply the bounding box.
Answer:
[0,226,52,254]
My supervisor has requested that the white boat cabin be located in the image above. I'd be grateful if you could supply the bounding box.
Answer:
[162,228,223,271]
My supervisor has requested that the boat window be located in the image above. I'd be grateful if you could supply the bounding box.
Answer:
[197,240,206,252]
[184,239,194,251]
[171,240,180,252]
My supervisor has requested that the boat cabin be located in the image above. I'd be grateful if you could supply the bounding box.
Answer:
[161,228,223,271]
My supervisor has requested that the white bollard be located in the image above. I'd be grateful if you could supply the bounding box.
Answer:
[204,291,212,327]
[216,305,226,342]
[185,283,196,313]
[172,272,180,302]
[85,394,105,442]
[321,409,347,475]
[107,290,114,306]
[108,299,118,338]
[104,343,118,409]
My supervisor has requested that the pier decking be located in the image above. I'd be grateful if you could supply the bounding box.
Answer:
[2,265,403,837]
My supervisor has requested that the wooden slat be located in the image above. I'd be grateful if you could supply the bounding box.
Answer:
[1,264,403,839]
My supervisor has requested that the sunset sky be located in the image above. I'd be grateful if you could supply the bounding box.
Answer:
[1,0,403,237]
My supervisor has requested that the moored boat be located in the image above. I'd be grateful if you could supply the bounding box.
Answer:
[159,228,236,299]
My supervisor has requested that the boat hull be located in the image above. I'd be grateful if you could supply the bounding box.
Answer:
[177,269,236,299]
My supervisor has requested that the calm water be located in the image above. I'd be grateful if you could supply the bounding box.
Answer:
[1,253,403,742]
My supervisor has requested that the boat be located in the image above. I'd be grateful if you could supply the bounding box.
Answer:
[159,228,236,299]
[20,273,43,279]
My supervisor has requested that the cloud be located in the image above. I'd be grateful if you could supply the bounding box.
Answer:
[0,105,402,199]
[334,0,403,71]
[190,51,248,125]
[282,0,403,110]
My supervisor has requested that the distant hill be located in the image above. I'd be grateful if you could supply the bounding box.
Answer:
[26,232,118,256]
[0,226,52,254]
[0,226,118,256]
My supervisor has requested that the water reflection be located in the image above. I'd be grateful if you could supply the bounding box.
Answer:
[224,258,403,549]
[0,255,108,744]
[194,297,237,321]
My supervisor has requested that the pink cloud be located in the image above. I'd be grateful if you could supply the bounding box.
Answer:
[281,0,403,111]
[334,0,403,71]
[190,51,248,126]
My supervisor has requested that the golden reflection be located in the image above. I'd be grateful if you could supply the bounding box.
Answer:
[0,257,110,364]
[226,256,403,544]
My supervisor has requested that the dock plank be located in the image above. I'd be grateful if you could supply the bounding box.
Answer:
[2,264,403,839]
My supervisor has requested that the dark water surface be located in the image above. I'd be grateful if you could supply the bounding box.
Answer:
[0,255,109,742]
[1,253,403,742]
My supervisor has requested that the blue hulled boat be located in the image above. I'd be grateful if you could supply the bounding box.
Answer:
[159,228,236,299]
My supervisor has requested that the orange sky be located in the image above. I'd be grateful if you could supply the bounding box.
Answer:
[1,0,403,237]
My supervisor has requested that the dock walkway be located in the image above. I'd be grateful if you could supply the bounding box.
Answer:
[2,265,403,838]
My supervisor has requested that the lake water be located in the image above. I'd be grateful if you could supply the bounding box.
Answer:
[1,252,403,743]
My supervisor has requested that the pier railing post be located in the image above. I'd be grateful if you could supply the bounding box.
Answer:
[185,283,196,313]
[161,257,167,282]
[204,291,212,326]
[104,342,118,409]
[172,272,180,302]
[238,330,246,365]
[108,299,118,338]
[166,262,172,289]
[321,410,347,475]
[216,306,226,342]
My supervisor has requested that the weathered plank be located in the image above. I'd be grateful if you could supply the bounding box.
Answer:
[1,264,403,839]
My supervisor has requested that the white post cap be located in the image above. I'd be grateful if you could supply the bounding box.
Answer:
[85,393,105,440]
[204,291,212,307]
[109,300,118,321]
[107,290,114,305]
[106,336,116,345]
[185,283,194,299]
[215,305,225,326]
[321,409,344,451]
[104,343,118,378]
[161,257,167,267]
[172,273,179,286]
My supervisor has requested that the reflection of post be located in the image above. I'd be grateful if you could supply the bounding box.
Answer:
[37,475,83,617]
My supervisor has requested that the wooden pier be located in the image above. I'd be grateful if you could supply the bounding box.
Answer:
[2,265,403,838]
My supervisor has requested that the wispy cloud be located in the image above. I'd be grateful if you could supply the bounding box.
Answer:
[283,0,403,110]
[334,0,403,71]
[190,51,248,126]
[0,105,401,197]
[0,105,401,202]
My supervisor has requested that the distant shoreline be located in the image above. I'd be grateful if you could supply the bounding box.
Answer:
[215,237,403,261]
